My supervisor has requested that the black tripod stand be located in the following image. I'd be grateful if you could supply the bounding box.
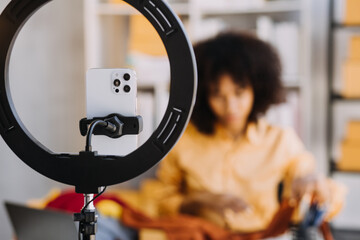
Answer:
[74,193,98,240]
[74,114,143,240]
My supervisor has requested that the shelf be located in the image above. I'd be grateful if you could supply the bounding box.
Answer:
[332,23,360,29]
[96,2,190,16]
[284,81,300,89]
[331,94,360,101]
[332,228,360,240]
[331,168,360,175]
[199,0,301,16]
[282,75,301,89]
[95,0,301,17]
[330,161,360,174]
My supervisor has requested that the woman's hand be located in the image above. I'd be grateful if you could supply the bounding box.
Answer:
[291,174,330,204]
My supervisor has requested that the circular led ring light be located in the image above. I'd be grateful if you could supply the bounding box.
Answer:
[0,0,197,193]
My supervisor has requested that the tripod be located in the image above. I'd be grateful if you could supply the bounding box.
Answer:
[74,187,111,240]
[74,193,98,240]
[73,113,143,239]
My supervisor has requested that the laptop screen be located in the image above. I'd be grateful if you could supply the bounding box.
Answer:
[4,202,78,240]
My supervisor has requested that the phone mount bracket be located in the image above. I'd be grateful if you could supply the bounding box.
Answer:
[79,114,143,139]
[0,0,197,193]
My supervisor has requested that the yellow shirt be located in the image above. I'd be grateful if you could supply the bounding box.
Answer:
[156,119,342,232]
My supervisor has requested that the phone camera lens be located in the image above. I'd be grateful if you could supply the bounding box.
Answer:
[123,73,130,81]
[124,85,131,93]
[113,79,121,87]
[115,89,120,93]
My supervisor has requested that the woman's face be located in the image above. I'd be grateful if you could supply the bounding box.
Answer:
[208,74,254,131]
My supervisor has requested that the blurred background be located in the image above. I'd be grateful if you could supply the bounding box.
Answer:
[1,0,360,239]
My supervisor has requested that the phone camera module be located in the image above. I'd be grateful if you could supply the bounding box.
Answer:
[113,79,121,87]
[124,85,131,93]
[123,73,130,81]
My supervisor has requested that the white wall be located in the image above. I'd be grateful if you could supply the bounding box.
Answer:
[0,1,84,239]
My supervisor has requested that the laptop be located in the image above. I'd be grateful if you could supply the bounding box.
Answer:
[4,201,78,240]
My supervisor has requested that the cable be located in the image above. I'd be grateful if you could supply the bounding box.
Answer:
[78,222,81,240]
[80,119,112,239]
[86,120,105,152]
[81,186,107,213]
[85,120,116,152]
[77,186,107,240]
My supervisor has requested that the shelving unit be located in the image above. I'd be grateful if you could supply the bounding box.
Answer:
[327,0,360,174]
[81,0,360,231]
[187,0,312,146]
[327,0,360,232]
[83,0,313,154]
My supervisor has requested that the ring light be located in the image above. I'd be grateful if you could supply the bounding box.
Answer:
[0,0,197,193]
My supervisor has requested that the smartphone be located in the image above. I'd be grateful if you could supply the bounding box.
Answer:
[86,68,137,156]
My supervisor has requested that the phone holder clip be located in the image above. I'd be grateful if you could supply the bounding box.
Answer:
[79,114,143,139]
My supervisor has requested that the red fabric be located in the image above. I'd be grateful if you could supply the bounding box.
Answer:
[45,189,130,213]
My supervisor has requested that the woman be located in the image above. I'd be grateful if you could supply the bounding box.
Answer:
[156,32,344,233]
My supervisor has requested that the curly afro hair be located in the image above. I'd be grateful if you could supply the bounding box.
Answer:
[191,31,286,134]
